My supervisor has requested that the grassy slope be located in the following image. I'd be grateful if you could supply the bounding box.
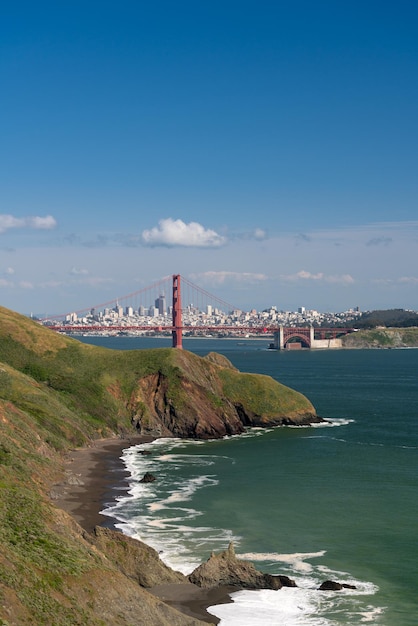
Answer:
[0,307,315,624]
[0,307,316,440]
[0,363,211,625]
[218,367,315,420]
[342,327,418,348]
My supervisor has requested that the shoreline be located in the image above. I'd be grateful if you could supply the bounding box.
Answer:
[53,435,233,624]
[55,435,152,533]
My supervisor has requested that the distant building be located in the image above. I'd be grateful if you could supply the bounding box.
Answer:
[155,293,167,316]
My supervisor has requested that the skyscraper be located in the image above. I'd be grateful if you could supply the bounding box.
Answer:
[155,293,167,316]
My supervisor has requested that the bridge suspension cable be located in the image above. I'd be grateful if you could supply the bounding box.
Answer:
[41,274,238,323]
[39,274,356,349]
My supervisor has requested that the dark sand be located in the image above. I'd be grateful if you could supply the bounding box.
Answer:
[150,583,235,624]
[54,436,150,533]
[53,436,233,624]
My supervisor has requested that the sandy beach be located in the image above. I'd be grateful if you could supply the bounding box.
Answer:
[54,436,233,624]
[55,435,152,533]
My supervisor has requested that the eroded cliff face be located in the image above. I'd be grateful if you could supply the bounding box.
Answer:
[128,351,321,439]
[90,527,186,587]
[129,371,244,438]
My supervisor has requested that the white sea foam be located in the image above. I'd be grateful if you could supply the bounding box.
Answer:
[238,551,326,573]
[208,587,327,626]
[163,476,218,503]
[311,418,355,428]
[358,606,386,622]
[103,435,385,624]
[208,569,382,626]
[287,418,354,429]
[101,437,240,573]
[155,453,231,468]
[225,427,275,438]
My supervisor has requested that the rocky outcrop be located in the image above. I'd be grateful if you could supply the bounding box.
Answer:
[90,527,186,588]
[189,543,296,590]
[319,580,357,591]
[140,472,157,483]
[129,350,322,439]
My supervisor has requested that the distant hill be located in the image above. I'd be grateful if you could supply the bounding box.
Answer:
[342,327,418,348]
[352,309,418,329]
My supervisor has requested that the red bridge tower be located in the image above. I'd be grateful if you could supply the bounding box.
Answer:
[172,274,183,349]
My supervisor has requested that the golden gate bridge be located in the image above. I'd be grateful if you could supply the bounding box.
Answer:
[41,274,354,349]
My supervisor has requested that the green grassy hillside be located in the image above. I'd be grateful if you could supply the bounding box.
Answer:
[342,327,418,348]
[0,307,317,442]
[0,363,207,625]
[0,306,317,625]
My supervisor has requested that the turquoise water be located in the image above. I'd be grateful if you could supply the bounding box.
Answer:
[80,337,418,625]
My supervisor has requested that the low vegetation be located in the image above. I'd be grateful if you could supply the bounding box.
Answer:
[349,308,418,329]
[342,327,418,349]
[0,306,317,625]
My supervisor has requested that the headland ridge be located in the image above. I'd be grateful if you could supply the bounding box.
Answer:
[0,305,320,625]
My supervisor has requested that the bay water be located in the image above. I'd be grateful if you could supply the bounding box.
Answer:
[79,336,418,625]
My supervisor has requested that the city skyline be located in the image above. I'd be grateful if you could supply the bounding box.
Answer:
[42,287,363,343]
[1,2,418,315]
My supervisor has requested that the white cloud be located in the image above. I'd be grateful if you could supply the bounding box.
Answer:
[4,267,14,275]
[298,270,323,280]
[326,274,355,284]
[190,271,268,285]
[397,276,418,284]
[142,218,226,247]
[76,277,115,287]
[27,215,57,230]
[0,215,24,232]
[70,267,89,275]
[253,228,267,240]
[0,214,57,234]
[19,281,34,289]
[0,278,13,287]
[281,270,354,285]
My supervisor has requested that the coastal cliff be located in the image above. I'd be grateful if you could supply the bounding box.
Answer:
[0,306,319,442]
[0,306,319,625]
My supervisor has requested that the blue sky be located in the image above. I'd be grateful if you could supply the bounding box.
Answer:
[1,1,418,315]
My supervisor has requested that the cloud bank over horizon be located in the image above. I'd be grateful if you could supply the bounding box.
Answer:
[0,217,418,314]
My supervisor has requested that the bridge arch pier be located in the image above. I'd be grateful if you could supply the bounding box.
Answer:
[273,326,344,350]
[274,326,313,349]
